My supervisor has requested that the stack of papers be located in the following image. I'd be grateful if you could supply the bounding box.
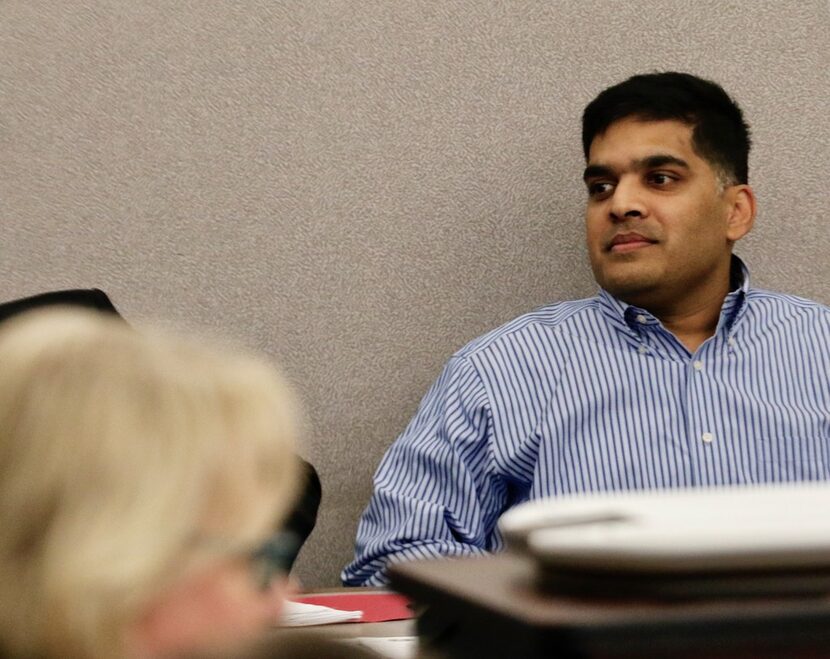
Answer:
[280,600,363,627]
[346,636,417,659]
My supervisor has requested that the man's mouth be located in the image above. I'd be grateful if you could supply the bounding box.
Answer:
[607,232,657,253]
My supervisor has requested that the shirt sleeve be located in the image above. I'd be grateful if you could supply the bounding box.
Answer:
[341,355,508,586]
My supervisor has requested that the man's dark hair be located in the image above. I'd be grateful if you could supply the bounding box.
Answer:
[582,72,751,185]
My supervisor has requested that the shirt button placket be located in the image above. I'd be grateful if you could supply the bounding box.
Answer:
[686,355,712,485]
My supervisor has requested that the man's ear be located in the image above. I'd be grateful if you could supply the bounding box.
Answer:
[725,184,756,242]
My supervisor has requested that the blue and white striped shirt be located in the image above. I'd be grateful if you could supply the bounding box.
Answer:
[342,259,830,586]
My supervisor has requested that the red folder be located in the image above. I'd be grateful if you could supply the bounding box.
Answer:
[291,591,414,623]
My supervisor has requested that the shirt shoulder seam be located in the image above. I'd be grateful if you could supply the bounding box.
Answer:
[451,297,600,360]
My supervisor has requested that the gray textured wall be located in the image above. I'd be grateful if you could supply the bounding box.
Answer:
[2,1,828,587]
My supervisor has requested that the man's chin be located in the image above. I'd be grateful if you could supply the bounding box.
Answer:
[592,259,660,290]
[599,276,663,306]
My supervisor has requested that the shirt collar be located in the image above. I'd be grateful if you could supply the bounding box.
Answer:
[597,255,750,335]
[718,255,750,334]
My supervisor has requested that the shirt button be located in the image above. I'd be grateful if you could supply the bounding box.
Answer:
[701,432,714,443]
[728,337,737,347]
[693,360,704,371]
[638,345,648,355]
[636,314,647,324]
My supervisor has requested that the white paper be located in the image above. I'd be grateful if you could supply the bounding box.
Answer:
[346,636,418,659]
[280,599,363,627]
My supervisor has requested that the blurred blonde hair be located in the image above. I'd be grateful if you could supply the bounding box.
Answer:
[0,308,300,658]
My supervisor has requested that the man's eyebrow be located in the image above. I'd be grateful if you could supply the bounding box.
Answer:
[639,154,690,170]
[583,164,613,182]
[583,154,690,182]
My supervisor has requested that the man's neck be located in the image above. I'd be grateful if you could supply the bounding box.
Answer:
[653,298,725,353]
[660,260,744,352]
[619,258,740,354]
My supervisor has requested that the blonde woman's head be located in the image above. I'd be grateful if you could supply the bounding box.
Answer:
[0,309,301,658]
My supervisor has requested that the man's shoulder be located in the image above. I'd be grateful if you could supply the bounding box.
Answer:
[746,288,830,320]
[453,296,599,360]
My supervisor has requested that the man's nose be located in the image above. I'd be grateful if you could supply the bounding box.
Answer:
[609,179,647,222]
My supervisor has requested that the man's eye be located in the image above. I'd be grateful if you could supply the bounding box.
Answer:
[587,181,614,198]
[648,172,675,186]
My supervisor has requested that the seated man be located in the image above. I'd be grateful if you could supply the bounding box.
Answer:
[343,71,830,586]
